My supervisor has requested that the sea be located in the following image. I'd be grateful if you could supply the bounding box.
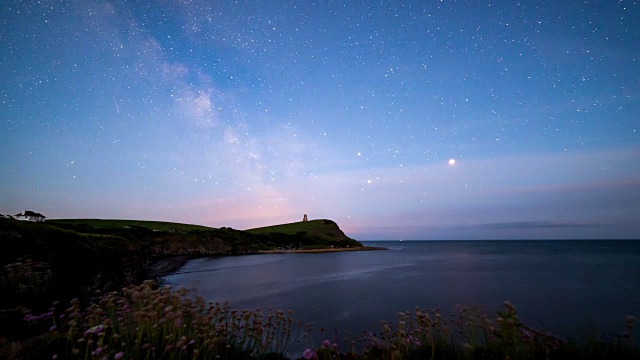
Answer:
[161,240,640,346]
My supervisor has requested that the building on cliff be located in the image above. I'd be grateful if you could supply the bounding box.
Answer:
[14,210,46,222]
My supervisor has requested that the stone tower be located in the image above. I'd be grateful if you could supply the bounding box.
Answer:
[303,214,308,222]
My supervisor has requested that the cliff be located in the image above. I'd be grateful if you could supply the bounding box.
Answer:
[247,219,360,247]
[0,217,363,307]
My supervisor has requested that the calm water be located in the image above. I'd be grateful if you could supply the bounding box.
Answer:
[162,240,640,341]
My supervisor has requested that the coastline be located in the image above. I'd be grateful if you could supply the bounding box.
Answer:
[146,246,387,277]
[146,255,195,278]
[258,245,387,254]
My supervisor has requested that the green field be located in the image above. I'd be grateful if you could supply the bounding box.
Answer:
[47,218,215,232]
[247,219,335,235]
[247,219,360,248]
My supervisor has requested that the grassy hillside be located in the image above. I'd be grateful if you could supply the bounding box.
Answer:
[247,219,361,248]
[248,219,336,235]
[47,218,213,232]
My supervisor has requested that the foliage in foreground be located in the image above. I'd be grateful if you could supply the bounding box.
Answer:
[1,276,637,360]
[3,280,296,360]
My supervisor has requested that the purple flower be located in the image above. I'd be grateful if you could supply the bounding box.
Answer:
[322,339,331,349]
[114,352,124,360]
[85,325,105,334]
[49,325,57,332]
[302,348,317,360]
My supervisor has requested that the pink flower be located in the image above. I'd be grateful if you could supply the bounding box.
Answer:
[302,348,317,360]
[114,352,124,360]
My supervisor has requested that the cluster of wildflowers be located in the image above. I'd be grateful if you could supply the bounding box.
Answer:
[620,315,636,345]
[16,280,298,359]
[295,301,638,360]
[9,282,639,360]
[1,257,52,299]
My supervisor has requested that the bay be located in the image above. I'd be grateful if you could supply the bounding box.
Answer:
[162,240,640,342]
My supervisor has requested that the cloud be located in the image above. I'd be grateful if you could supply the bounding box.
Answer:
[468,220,609,230]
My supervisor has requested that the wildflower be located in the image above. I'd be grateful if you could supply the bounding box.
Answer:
[85,325,105,334]
[504,301,516,312]
[626,316,635,328]
[302,348,317,360]
[49,325,57,332]
[322,339,331,349]
[114,351,124,359]
[521,329,533,340]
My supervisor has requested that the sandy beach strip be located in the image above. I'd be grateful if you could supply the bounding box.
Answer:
[258,246,387,254]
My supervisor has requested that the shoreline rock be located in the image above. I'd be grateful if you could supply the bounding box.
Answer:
[145,255,194,278]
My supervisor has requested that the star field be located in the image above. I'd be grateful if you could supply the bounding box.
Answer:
[1,0,639,239]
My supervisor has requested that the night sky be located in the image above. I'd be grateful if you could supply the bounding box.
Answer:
[2,0,639,239]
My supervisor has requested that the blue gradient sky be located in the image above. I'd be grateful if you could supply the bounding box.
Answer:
[2,0,639,239]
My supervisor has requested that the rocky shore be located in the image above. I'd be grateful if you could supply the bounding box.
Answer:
[145,255,195,278]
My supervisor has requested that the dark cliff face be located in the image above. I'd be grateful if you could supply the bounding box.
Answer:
[148,234,233,255]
